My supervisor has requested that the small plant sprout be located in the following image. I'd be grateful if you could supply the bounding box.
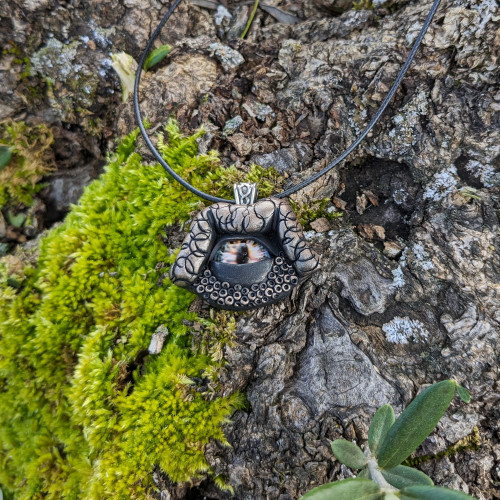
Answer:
[110,52,137,102]
[144,44,171,71]
[301,380,475,500]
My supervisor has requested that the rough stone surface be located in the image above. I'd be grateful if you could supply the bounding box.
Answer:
[253,142,313,174]
[1,0,499,499]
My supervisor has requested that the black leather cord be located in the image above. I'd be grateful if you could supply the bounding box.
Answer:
[134,0,443,204]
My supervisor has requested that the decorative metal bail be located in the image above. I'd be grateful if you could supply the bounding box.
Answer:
[234,183,258,205]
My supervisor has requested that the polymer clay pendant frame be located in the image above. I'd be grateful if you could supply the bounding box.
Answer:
[170,183,320,310]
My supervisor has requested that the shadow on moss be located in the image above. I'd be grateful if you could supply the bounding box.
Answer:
[0,120,281,499]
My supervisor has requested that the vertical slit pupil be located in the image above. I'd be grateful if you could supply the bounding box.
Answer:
[237,242,249,264]
[215,240,270,264]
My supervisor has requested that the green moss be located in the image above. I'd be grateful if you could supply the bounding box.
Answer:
[2,43,30,78]
[291,197,343,230]
[403,426,481,468]
[192,310,240,393]
[17,56,32,80]
[0,120,281,499]
[0,120,55,210]
[352,0,375,10]
[2,43,45,107]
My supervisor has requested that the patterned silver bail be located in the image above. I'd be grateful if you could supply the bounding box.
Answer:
[234,183,258,205]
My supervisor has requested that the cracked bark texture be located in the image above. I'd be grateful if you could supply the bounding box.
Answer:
[1,0,499,498]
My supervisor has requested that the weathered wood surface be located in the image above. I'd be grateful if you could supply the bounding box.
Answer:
[1,0,499,498]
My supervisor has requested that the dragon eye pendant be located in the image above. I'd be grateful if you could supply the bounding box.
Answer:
[170,183,320,310]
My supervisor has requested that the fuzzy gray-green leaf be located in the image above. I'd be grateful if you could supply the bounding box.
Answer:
[0,146,12,171]
[144,45,171,70]
[331,439,367,469]
[377,380,456,469]
[400,485,476,499]
[357,469,370,479]
[300,478,381,500]
[384,494,400,500]
[456,385,471,404]
[381,465,433,489]
[369,404,395,455]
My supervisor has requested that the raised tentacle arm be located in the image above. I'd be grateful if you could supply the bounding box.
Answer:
[275,198,320,277]
[170,207,215,286]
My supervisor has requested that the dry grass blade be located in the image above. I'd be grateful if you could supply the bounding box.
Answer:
[190,0,220,9]
[260,4,300,24]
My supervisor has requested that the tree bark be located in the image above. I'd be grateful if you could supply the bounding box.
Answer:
[1,0,499,498]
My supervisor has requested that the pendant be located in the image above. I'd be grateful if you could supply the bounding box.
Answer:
[170,183,320,310]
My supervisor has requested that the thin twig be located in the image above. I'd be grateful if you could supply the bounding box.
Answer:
[241,0,259,39]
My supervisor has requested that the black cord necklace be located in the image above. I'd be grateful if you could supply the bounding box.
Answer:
[134,0,443,311]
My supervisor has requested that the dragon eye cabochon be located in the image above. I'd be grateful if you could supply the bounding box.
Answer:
[170,197,320,310]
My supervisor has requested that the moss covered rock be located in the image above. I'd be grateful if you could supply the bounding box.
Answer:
[0,121,280,499]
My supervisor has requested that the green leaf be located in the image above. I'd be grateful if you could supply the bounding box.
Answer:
[300,478,382,500]
[144,45,171,71]
[384,494,400,500]
[381,465,433,489]
[377,380,456,469]
[7,211,27,228]
[369,404,395,455]
[456,385,471,404]
[0,146,12,170]
[400,485,476,499]
[331,439,367,469]
[357,468,370,478]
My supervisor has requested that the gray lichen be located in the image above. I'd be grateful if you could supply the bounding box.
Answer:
[30,38,102,118]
